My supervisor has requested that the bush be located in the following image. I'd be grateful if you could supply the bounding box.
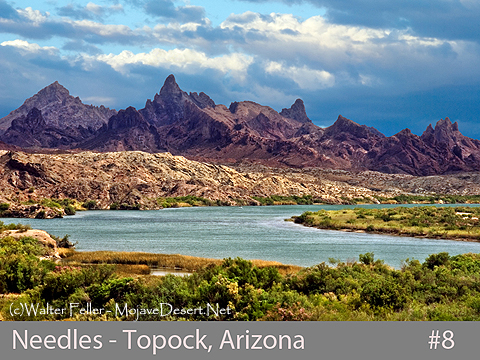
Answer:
[83,200,97,210]
[0,236,56,293]
[0,203,10,211]
[424,252,450,270]
[41,199,62,209]
[360,276,409,310]
[359,252,375,265]
[64,205,76,215]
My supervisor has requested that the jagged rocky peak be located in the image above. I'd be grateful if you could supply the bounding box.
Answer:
[36,81,71,102]
[422,117,461,145]
[154,74,215,108]
[280,99,311,123]
[325,115,364,135]
[159,74,183,97]
[435,117,459,132]
[142,74,193,126]
[324,115,384,139]
[229,102,239,114]
[423,123,435,136]
[108,107,148,130]
[189,92,215,109]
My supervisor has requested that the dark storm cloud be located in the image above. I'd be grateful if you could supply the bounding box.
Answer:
[238,0,480,42]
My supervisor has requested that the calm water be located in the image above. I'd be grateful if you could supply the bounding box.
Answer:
[8,204,480,269]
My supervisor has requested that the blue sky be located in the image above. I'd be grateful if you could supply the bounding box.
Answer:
[0,0,479,137]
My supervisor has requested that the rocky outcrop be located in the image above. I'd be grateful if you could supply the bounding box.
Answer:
[0,150,403,210]
[0,203,64,219]
[279,99,311,124]
[80,107,166,153]
[0,229,60,258]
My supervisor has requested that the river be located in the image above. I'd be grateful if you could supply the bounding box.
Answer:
[7,204,480,269]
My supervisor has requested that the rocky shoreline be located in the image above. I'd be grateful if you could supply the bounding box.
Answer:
[2,149,480,219]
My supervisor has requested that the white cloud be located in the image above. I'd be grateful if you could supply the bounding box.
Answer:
[85,3,103,15]
[265,61,335,89]
[72,20,134,37]
[1,39,58,54]
[17,7,49,24]
[91,48,254,80]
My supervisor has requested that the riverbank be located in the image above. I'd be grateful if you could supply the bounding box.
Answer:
[3,230,480,321]
[5,193,480,220]
[291,206,480,242]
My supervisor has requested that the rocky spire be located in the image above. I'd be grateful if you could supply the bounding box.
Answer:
[159,74,182,96]
[280,99,311,123]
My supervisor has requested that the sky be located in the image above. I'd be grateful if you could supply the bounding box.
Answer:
[0,0,479,137]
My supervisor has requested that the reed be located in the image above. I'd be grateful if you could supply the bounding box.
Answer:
[60,250,303,274]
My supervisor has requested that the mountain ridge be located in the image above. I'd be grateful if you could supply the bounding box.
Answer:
[1,75,479,176]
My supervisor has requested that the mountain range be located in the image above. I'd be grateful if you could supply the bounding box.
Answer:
[1,75,479,176]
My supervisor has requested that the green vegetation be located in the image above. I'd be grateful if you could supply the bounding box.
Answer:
[252,195,323,205]
[0,203,10,211]
[59,250,302,275]
[375,194,480,204]
[154,194,322,208]
[156,195,216,208]
[0,221,32,233]
[20,198,79,216]
[83,199,97,210]
[109,202,141,210]
[3,220,480,321]
[3,232,480,320]
[291,206,480,241]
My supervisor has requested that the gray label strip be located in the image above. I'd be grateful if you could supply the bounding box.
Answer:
[0,322,474,360]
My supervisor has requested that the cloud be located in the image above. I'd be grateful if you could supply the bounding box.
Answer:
[82,96,117,107]
[1,39,58,55]
[0,5,148,44]
[265,61,335,89]
[1,4,480,139]
[0,0,19,20]
[57,2,124,21]
[91,47,254,81]
[237,0,480,42]
[62,39,102,55]
[143,0,207,24]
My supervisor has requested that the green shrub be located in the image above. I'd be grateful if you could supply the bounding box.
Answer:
[0,203,10,211]
[0,236,56,293]
[83,200,97,210]
[359,252,375,265]
[360,276,409,310]
[41,199,62,209]
[64,205,76,215]
[424,252,450,270]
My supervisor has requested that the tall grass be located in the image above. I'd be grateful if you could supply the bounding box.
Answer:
[60,250,302,274]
